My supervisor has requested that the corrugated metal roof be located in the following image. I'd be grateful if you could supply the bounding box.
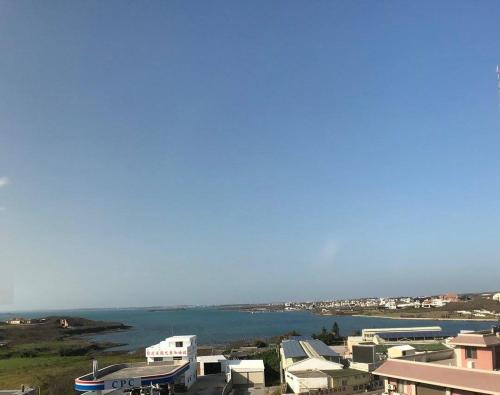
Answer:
[282,340,307,358]
[306,339,340,357]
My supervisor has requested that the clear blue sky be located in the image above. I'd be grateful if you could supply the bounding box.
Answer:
[1,1,500,310]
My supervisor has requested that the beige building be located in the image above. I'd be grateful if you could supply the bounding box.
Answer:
[285,366,370,394]
[196,355,226,376]
[281,337,370,394]
[387,345,416,359]
[224,360,265,387]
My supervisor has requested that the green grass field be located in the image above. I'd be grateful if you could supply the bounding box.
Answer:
[0,351,144,394]
[0,316,140,394]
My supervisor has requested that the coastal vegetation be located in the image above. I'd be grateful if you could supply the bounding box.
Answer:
[0,316,135,394]
[252,348,280,385]
[311,322,342,345]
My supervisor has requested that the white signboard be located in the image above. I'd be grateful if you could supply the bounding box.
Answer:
[104,377,142,390]
[146,349,187,357]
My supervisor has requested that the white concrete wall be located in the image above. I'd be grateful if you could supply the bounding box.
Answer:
[285,372,301,393]
[145,335,198,388]
[285,372,328,393]
[287,357,343,372]
[231,370,265,386]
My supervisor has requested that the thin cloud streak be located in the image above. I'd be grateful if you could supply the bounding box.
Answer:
[0,176,9,188]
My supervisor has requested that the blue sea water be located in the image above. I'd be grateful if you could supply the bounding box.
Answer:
[0,308,494,350]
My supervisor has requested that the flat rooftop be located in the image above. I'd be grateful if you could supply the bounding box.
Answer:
[163,335,196,341]
[291,371,328,378]
[225,360,264,370]
[197,355,227,363]
[99,363,182,380]
[363,326,442,333]
[322,368,368,378]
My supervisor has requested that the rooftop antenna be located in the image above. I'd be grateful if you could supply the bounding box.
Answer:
[92,359,98,380]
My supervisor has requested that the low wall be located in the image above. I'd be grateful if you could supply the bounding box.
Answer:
[398,349,454,363]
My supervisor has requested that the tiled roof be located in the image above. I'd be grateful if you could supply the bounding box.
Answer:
[449,333,500,347]
[374,359,500,395]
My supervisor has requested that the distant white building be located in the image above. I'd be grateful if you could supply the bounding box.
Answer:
[6,317,31,325]
[145,335,197,389]
[431,298,447,308]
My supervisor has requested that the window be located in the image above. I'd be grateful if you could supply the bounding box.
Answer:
[176,341,183,347]
[341,380,347,386]
[174,356,182,360]
[416,383,446,395]
[397,380,408,394]
[153,357,163,362]
[465,347,477,359]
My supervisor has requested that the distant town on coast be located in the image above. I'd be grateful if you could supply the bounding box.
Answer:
[219,290,500,321]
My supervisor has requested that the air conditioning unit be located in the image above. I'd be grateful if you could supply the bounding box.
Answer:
[467,360,475,369]
[387,384,396,390]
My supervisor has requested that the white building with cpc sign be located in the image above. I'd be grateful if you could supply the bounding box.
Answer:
[145,335,198,389]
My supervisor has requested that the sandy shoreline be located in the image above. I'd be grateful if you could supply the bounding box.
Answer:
[351,314,498,322]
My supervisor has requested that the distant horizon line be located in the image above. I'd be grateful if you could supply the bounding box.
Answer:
[1,289,498,315]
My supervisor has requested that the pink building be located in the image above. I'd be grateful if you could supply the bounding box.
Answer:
[448,330,500,370]
[373,328,500,395]
[375,359,500,395]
